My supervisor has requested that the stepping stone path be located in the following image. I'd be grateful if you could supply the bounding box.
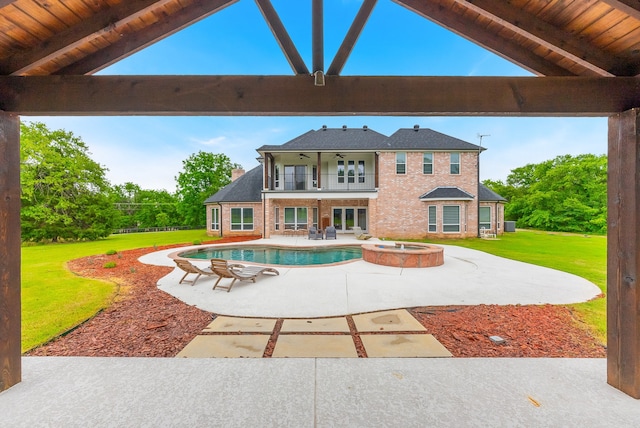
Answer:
[176,309,452,358]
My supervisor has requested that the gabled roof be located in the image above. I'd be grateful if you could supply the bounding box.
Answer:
[419,186,475,200]
[257,126,388,152]
[385,127,483,151]
[204,165,262,204]
[419,184,506,202]
[478,184,507,202]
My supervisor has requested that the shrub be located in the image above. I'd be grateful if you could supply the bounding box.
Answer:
[103,261,117,269]
[192,240,201,245]
[105,249,117,256]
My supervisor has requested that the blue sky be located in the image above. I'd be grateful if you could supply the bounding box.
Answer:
[31,0,607,192]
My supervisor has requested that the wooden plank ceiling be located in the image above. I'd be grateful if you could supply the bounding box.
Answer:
[0,0,639,78]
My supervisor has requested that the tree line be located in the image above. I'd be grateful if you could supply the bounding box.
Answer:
[20,121,240,242]
[484,153,607,234]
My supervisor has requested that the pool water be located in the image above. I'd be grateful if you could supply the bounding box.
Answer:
[179,245,362,266]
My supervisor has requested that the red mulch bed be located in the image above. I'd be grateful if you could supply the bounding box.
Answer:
[27,237,606,358]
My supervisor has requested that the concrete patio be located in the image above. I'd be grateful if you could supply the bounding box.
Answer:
[2,237,637,426]
[1,357,638,427]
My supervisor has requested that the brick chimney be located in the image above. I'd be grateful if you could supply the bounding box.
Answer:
[231,168,245,182]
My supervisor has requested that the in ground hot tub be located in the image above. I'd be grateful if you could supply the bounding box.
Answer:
[361,242,444,268]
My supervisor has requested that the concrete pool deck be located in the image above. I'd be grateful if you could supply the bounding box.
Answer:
[139,236,602,318]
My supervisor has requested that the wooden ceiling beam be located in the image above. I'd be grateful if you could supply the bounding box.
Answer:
[1,75,639,116]
[54,0,238,75]
[602,0,640,21]
[326,0,377,76]
[454,0,619,76]
[255,0,308,75]
[312,0,324,73]
[393,0,580,77]
[1,0,178,75]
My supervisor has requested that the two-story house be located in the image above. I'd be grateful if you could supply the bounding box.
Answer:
[204,125,506,239]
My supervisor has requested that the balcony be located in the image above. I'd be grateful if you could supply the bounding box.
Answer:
[268,173,377,192]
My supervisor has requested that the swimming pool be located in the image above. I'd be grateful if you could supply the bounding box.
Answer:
[178,245,363,266]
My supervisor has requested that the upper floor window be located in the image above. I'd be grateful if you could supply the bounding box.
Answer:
[274,165,280,188]
[337,160,345,183]
[423,152,433,174]
[348,160,355,183]
[231,207,253,230]
[358,160,365,183]
[450,153,460,174]
[285,165,306,190]
[396,152,406,174]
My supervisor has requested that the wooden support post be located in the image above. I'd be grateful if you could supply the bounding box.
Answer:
[608,108,640,398]
[0,112,21,392]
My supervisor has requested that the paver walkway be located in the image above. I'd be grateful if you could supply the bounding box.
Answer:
[176,309,452,358]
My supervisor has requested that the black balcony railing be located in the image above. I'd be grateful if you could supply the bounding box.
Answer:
[268,173,376,191]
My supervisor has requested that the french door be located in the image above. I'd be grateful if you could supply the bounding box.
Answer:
[332,207,367,232]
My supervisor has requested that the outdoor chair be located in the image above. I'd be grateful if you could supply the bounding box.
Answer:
[210,258,279,292]
[351,226,372,240]
[324,226,337,240]
[174,259,217,286]
[308,226,323,240]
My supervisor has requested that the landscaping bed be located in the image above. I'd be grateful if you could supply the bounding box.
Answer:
[27,237,606,358]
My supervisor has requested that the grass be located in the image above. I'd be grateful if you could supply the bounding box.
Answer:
[423,229,607,343]
[21,230,213,352]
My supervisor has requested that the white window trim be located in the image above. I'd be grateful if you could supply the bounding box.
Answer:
[230,207,254,231]
[396,152,406,175]
[428,205,437,232]
[450,152,460,175]
[211,207,220,231]
[423,152,433,175]
[442,205,461,233]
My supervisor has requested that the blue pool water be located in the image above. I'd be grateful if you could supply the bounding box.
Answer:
[179,245,362,266]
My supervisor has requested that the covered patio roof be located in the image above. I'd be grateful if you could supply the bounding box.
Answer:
[1,0,639,399]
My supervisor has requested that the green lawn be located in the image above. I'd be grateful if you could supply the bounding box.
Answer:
[21,230,213,352]
[423,229,607,343]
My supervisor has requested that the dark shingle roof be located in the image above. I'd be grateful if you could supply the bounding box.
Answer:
[204,165,263,203]
[419,184,506,202]
[479,183,507,202]
[419,187,475,200]
[257,126,388,152]
[385,127,484,151]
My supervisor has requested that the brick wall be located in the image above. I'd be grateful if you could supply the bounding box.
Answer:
[374,151,480,239]
[205,202,263,237]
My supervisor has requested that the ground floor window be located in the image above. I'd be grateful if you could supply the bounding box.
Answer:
[231,207,253,230]
[274,207,280,231]
[479,206,491,231]
[312,207,318,228]
[284,207,308,230]
[428,205,436,232]
[442,205,460,232]
[211,207,219,230]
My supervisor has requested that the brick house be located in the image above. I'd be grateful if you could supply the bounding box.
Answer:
[204,125,506,239]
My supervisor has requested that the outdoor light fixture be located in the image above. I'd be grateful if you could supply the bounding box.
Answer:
[314,70,325,86]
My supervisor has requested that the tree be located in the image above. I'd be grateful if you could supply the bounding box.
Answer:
[109,183,183,229]
[20,121,118,241]
[484,154,607,233]
[175,151,241,227]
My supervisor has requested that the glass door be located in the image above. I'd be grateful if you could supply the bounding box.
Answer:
[332,207,367,232]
